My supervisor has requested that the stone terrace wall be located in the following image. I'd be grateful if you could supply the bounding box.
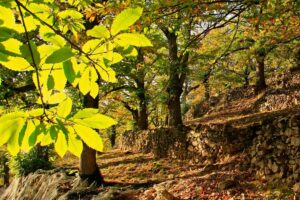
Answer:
[120,115,300,187]
[248,116,300,186]
[120,127,188,159]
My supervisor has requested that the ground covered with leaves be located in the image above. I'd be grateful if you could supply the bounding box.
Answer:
[52,150,298,200]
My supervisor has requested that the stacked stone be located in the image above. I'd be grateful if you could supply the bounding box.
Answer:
[249,116,300,188]
[186,124,253,164]
[260,91,300,112]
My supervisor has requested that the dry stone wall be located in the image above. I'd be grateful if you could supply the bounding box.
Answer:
[249,116,300,187]
[120,127,188,159]
[120,115,300,188]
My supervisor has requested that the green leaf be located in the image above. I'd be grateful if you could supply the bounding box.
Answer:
[55,129,68,157]
[57,97,72,118]
[73,124,103,152]
[72,108,99,119]
[28,122,46,146]
[47,75,55,90]
[111,7,143,36]
[67,126,83,157]
[63,59,76,84]
[87,25,110,39]
[21,120,36,152]
[0,27,18,42]
[45,47,74,63]
[40,26,66,47]
[20,41,41,66]
[115,33,152,47]
[73,114,117,129]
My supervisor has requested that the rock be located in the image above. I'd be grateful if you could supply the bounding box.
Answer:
[192,141,198,146]
[291,137,300,146]
[188,145,194,152]
[271,162,279,173]
[293,182,300,193]
[153,183,177,200]
[154,189,177,200]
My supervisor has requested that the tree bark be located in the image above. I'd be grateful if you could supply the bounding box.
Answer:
[137,91,148,130]
[79,94,104,185]
[135,49,148,130]
[255,51,267,92]
[243,66,250,86]
[163,29,188,127]
[203,70,211,100]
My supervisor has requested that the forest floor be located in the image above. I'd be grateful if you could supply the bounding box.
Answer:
[53,150,297,200]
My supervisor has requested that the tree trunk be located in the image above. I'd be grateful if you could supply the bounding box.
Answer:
[203,70,211,100]
[137,94,148,130]
[255,52,267,92]
[135,49,148,130]
[80,143,104,184]
[108,125,117,147]
[79,94,104,185]
[164,30,184,127]
[243,66,250,86]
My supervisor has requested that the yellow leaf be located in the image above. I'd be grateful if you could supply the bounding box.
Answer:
[0,54,34,71]
[95,65,117,83]
[90,82,99,98]
[7,118,26,156]
[47,93,67,104]
[79,67,91,95]
[55,130,68,157]
[51,65,67,91]
[73,124,103,152]
[57,97,72,118]
[67,126,83,157]
[0,6,16,29]
[1,38,22,55]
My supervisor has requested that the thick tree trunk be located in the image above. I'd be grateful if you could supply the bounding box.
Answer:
[164,30,184,127]
[255,53,267,92]
[167,88,183,126]
[135,50,148,130]
[80,143,104,184]
[79,94,104,185]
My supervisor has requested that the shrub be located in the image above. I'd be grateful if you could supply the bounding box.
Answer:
[10,146,53,176]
